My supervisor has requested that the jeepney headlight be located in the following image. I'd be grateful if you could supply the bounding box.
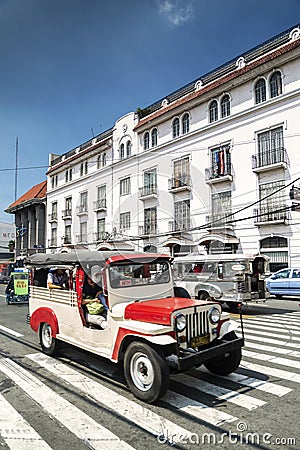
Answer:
[208,307,221,324]
[175,313,186,332]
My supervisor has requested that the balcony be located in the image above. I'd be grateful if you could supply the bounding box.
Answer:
[48,212,58,222]
[205,214,234,230]
[168,174,191,192]
[62,209,72,219]
[76,205,88,215]
[168,220,190,233]
[205,164,233,184]
[139,185,158,200]
[252,148,289,173]
[138,225,158,237]
[93,199,107,212]
[254,204,290,225]
[93,231,109,242]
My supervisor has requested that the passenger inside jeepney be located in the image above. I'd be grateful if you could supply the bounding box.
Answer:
[47,268,69,290]
[82,275,108,329]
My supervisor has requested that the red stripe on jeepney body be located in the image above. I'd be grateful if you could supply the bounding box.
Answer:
[106,253,170,264]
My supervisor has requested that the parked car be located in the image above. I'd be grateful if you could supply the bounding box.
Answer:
[266,268,300,298]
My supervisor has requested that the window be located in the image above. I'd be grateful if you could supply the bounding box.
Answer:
[172,118,180,138]
[101,152,106,167]
[64,225,71,244]
[80,161,88,176]
[270,71,282,98]
[210,144,231,178]
[182,113,190,134]
[120,177,131,195]
[257,126,284,167]
[120,212,131,230]
[254,78,266,104]
[50,227,57,247]
[173,157,190,187]
[209,100,218,123]
[220,94,230,118]
[79,222,87,243]
[126,140,131,157]
[151,128,157,147]
[143,132,150,150]
[79,191,88,213]
[211,191,232,226]
[120,143,125,159]
[96,218,106,241]
[142,168,157,196]
[144,207,157,234]
[174,200,190,231]
[51,202,57,221]
[65,168,72,183]
[260,236,288,272]
[257,180,286,223]
[96,185,106,209]
[64,197,72,217]
[51,175,58,189]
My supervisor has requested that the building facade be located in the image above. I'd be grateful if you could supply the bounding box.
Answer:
[46,24,300,272]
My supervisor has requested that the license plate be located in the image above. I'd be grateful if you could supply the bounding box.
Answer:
[191,333,210,348]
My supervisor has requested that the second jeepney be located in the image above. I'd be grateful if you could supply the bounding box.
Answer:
[26,250,244,403]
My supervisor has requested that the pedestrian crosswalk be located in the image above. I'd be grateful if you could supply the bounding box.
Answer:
[0,311,299,449]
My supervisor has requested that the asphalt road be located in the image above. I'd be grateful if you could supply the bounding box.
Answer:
[0,284,299,450]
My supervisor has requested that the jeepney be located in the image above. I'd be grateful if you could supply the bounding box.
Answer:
[26,250,244,403]
[173,253,270,312]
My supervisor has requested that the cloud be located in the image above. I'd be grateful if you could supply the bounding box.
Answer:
[158,0,194,27]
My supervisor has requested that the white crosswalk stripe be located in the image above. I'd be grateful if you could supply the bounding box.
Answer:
[0,311,299,447]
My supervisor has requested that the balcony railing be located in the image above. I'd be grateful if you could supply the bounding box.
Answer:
[62,236,72,245]
[76,234,88,243]
[76,205,88,215]
[138,225,158,236]
[252,147,289,170]
[93,231,108,242]
[62,209,72,219]
[205,163,233,182]
[93,199,107,211]
[48,239,57,247]
[48,212,58,222]
[254,204,290,224]
[168,174,191,191]
[168,220,190,232]
[206,214,234,228]
[139,185,158,198]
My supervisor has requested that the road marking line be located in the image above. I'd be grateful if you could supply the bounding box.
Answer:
[242,317,300,330]
[0,358,134,450]
[239,320,300,334]
[239,326,300,343]
[26,353,195,443]
[172,373,265,410]
[197,367,292,397]
[0,394,52,450]
[0,325,23,337]
[241,340,300,358]
[242,349,300,369]
[240,360,300,384]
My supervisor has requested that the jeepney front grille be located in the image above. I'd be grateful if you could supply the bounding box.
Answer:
[237,281,246,293]
[185,310,209,344]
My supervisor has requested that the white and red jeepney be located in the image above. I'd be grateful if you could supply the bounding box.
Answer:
[26,250,244,403]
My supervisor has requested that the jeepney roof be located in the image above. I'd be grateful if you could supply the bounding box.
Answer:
[25,250,170,268]
[173,253,270,263]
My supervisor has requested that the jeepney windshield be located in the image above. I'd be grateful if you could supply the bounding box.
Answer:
[108,260,170,288]
[174,259,251,281]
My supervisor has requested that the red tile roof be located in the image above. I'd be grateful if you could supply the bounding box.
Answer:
[6,180,47,211]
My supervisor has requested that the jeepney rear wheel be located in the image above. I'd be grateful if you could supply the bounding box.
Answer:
[124,342,169,404]
[39,322,60,356]
[203,332,242,376]
[197,291,209,300]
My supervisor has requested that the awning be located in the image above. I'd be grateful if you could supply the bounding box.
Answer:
[162,236,194,248]
[197,233,239,245]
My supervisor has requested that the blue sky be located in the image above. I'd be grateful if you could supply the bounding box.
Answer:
[0,0,299,222]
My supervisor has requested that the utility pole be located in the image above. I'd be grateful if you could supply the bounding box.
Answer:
[15,137,19,201]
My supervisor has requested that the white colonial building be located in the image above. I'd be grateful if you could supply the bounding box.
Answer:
[46,24,300,272]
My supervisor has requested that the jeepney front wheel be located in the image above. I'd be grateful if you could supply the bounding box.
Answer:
[203,332,242,376]
[39,322,60,356]
[124,342,169,403]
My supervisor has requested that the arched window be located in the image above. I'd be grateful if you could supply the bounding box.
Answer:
[209,100,218,123]
[172,118,180,138]
[97,155,101,169]
[101,152,106,167]
[120,143,125,159]
[182,113,190,134]
[254,78,266,104]
[221,94,230,118]
[151,128,157,147]
[143,132,149,150]
[269,71,282,98]
[260,236,288,272]
[126,140,131,157]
